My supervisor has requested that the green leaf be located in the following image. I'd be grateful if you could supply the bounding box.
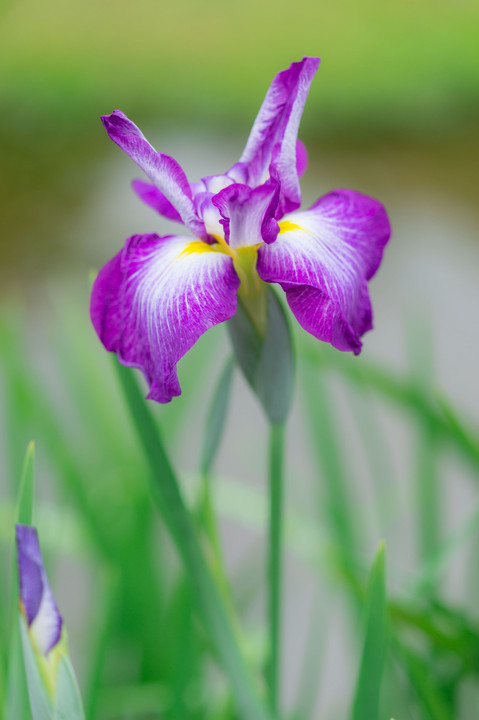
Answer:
[352,542,388,720]
[114,360,273,720]
[200,356,235,475]
[19,618,52,720]
[17,441,35,526]
[406,313,440,589]
[54,655,86,720]
[227,286,294,424]
[300,360,360,585]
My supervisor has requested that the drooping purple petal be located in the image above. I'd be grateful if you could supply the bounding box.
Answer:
[91,234,241,402]
[102,111,204,236]
[132,180,182,223]
[212,181,280,248]
[229,57,320,214]
[16,525,63,656]
[257,189,391,354]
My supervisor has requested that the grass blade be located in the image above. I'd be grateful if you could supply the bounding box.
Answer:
[351,541,388,720]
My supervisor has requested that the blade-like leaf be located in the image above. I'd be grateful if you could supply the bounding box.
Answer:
[200,356,235,475]
[17,441,35,526]
[54,655,86,720]
[228,286,294,424]
[352,541,388,720]
[114,360,272,720]
[19,618,53,720]
[407,313,440,591]
[300,359,360,584]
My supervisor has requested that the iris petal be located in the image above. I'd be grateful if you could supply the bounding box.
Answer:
[212,181,280,248]
[229,57,320,215]
[91,234,241,402]
[257,189,390,353]
[102,111,204,236]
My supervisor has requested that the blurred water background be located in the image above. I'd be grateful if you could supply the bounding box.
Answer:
[1,0,479,718]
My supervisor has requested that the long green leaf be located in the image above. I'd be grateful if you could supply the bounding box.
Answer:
[16,441,35,526]
[200,356,235,476]
[300,359,360,584]
[114,360,272,720]
[407,314,440,590]
[351,542,388,720]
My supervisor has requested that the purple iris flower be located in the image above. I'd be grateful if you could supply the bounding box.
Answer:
[16,524,63,658]
[91,57,390,403]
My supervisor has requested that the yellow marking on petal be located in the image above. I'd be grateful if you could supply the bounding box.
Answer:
[177,240,216,259]
[278,220,302,234]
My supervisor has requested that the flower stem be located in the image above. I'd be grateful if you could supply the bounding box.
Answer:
[266,421,285,714]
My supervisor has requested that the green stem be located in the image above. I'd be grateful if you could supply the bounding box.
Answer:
[266,422,285,714]
[114,361,272,720]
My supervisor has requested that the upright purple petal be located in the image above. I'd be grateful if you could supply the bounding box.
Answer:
[16,525,63,656]
[91,234,241,403]
[257,189,390,353]
[230,57,320,214]
[102,111,204,236]
[212,181,280,247]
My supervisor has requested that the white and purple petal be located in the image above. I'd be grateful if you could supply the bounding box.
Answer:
[16,525,63,657]
[230,57,320,214]
[91,234,241,403]
[257,189,391,354]
[212,181,280,248]
[102,111,204,236]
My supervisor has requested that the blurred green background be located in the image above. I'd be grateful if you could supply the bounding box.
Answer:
[1,0,478,288]
[1,1,479,718]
